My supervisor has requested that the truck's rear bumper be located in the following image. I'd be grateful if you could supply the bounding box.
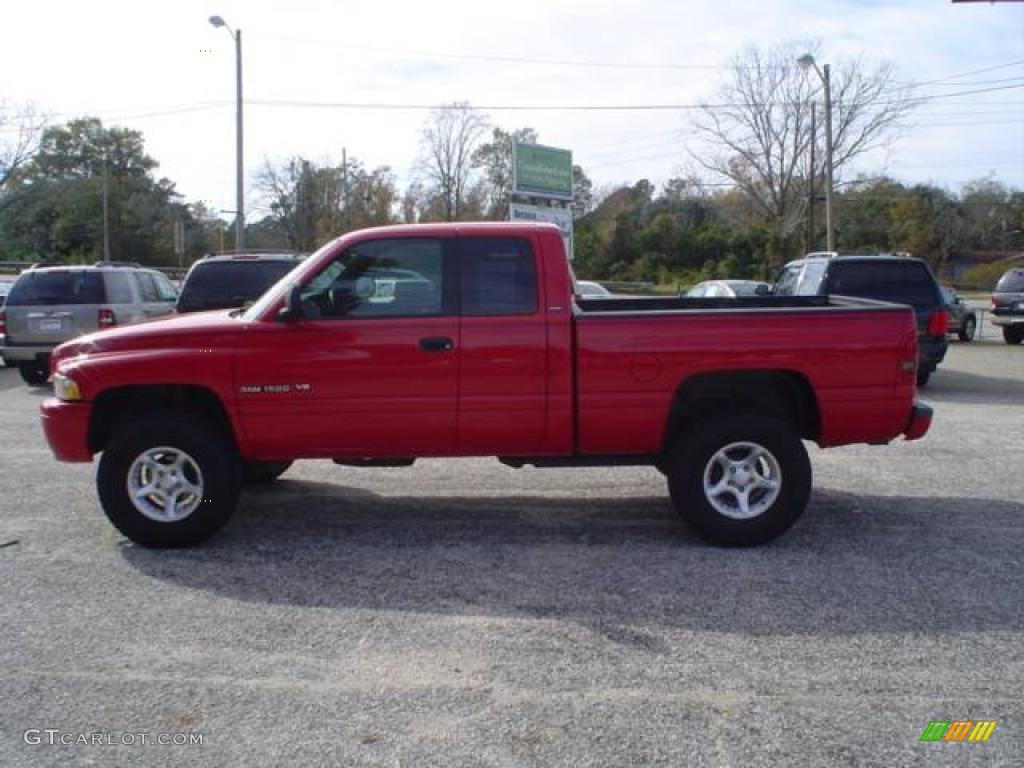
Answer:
[904,402,932,442]
[1,344,54,363]
[990,314,1024,327]
[40,398,93,462]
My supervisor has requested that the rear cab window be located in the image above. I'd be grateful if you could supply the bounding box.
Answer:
[458,237,538,316]
[7,271,106,305]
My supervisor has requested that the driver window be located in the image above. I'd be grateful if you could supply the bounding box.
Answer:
[299,238,445,319]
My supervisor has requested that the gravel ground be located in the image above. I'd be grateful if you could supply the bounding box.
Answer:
[0,340,1022,767]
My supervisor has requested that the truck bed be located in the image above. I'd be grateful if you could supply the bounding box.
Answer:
[572,294,919,455]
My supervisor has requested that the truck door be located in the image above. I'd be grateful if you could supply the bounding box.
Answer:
[455,235,549,453]
[234,236,459,458]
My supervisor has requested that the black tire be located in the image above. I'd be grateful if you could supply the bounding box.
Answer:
[958,315,976,343]
[97,413,241,547]
[18,362,49,386]
[666,413,811,547]
[1003,326,1024,345]
[242,460,293,484]
[916,369,931,387]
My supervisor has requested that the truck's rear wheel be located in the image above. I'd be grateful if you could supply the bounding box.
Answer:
[97,413,240,547]
[1003,326,1024,345]
[242,460,293,484]
[666,413,811,546]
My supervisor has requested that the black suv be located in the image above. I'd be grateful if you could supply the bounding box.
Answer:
[775,254,949,386]
[176,253,302,313]
[990,267,1024,345]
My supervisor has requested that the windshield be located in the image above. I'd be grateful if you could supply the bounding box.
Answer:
[7,270,106,305]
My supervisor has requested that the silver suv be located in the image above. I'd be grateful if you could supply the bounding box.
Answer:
[0,263,178,385]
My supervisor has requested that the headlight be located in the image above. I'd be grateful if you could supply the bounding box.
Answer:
[52,373,81,402]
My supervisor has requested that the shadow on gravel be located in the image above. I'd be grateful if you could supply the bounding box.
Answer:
[925,368,1024,405]
[121,478,1024,637]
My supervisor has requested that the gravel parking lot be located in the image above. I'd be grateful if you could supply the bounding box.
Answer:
[1,341,1022,767]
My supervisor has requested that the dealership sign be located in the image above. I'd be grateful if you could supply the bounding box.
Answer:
[509,203,573,260]
[513,142,573,200]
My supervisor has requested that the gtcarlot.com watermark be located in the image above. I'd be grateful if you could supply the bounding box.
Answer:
[24,729,203,747]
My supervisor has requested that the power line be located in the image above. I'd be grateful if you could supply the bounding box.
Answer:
[256,33,733,71]
[244,82,1024,113]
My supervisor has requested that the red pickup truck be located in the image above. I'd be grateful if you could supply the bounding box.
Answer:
[41,223,932,548]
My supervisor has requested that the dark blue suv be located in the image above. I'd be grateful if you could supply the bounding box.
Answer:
[774,254,949,386]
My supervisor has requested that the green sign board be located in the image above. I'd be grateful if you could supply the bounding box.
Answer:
[513,142,573,200]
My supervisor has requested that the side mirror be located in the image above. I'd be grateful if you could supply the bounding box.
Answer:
[277,283,304,322]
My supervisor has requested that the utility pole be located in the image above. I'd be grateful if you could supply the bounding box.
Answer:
[209,16,244,251]
[808,102,816,251]
[822,63,834,253]
[234,28,244,251]
[341,147,349,232]
[102,152,111,262]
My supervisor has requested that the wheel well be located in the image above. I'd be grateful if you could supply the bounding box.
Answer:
[88,385,236,454]
[661,370,821,454]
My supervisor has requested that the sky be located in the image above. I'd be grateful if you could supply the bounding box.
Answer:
[2,0,1022,218]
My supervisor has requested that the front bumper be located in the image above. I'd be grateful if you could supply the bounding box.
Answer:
[40,398,93,462]
[904,402,933,442]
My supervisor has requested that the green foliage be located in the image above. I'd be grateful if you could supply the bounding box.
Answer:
[959,258,1024,291]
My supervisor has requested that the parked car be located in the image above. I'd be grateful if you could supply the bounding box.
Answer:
[687,280,771,298]
[774,254,948,386]
[0,263,177,385]
[990,267,1024,345]
[574,280,612,298]
[176,253,303,313]
[41,222,930,549]
[940,285,977,342]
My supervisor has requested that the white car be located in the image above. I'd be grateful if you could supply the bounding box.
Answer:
[575,280,613,298]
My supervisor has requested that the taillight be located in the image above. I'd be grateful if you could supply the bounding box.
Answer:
[991,296,997,309]
[0,310,6,336]
[927,309,948,336]
[98,308,116,329]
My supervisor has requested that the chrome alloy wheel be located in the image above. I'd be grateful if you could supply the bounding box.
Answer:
[702,441,782,520]
[126,446,204,523]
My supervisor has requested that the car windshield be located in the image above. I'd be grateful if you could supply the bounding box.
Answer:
[995,270,1024,293]
[178,260,298,311]
[726,281,763,296]
[576,281,610,297]
[6,271,106,305]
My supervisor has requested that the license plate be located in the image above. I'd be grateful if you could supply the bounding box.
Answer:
[37,318,63,332]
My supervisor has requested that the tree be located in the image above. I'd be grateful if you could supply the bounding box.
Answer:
[690,41,913,263]
[256,154,398,250]
[0,100,46,193]
[571,164,594,219]
[416,102,489,221]
[0,118,182,263]
[471,126,537,219]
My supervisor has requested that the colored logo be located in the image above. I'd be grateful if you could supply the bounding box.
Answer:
[920,721,997,742]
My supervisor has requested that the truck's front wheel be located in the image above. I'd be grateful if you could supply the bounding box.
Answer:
[667,413,811,546]
[97,413,241,547]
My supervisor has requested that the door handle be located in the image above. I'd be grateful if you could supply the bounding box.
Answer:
[418,336,454,352]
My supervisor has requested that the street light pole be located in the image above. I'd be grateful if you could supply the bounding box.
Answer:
[798,54,835,253]
[822,63,834,253]
[209,15,244,251]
